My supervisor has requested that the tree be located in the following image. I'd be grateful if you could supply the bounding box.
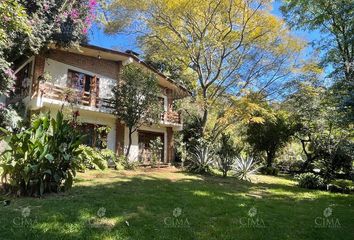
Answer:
[0,0,31,94]
[104,0,303,137]
[0,0,97,94]
[281,0,354,123]
[283,71,354,175]
[246,110,295,167]
[216,133,242,177]
[112,65,160,158]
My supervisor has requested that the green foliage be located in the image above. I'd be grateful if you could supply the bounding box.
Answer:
[116,155,137,170]
[259,166,279,176]
[312,136,354,181]
[216,133,242,177]
[0,111,85,196]
[175,134,187,168]
[246,110,295,167]
[149,137,163,167]
[76,145,111,170]
[0,104,23,131]
[327,179,354,194]
[281,0,354,124]
[296,173,325,190]
[232,156,258,182]
[0,0,31,93]
[0,0,97,93]
[112,64,160,157]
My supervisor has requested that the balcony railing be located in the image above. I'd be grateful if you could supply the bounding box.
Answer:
[39,82,114,109]
[39,82,181,125]
[161,111,181,124]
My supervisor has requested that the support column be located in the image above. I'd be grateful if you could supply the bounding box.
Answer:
[32,55,45,98]
[115,119,125,156]
[166,89,173,111]
[166,127,174,163]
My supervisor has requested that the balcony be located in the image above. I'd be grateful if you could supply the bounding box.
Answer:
[161,111,181,125]
[39,82,182,126]
[39,82,114,110]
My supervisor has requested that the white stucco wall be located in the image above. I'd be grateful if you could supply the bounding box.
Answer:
[44,58,116,99]
[41,58,171,159]
[124,125,167,163]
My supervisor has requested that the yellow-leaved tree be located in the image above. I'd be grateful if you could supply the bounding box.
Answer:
[104,0,304,137]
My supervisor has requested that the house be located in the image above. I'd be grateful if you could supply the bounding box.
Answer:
[4,44,190,164]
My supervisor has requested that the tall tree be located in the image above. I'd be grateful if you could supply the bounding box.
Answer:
[112,65,160,158]
[281,0,354,123]
[104,0,303,137]
[246,109,295,167]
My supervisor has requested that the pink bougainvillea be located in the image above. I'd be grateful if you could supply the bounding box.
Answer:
[4,68,16,80]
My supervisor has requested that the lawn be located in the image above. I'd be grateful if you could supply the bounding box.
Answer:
[0,168,353,240]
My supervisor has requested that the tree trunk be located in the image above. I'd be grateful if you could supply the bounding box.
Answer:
[266,151,274,167]
[125,128,133,158]
[200,88,208,136]
[222,170,227,178]
[201,106,208,136]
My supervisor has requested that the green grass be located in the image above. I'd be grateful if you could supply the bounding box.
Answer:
[0,168,353,240]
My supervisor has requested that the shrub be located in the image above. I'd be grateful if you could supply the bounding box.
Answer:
[117,155,137,170]
[327,179,354,194]
[0,111,86,196]
[296,173,324,190]
[149,137,163,167]
[260,166,279,176]
[187,138,215,174]
[233,156,259,182]
[77,145,113,170]
[216,133,243,177]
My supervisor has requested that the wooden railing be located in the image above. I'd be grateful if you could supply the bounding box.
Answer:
[39,82,181,124]
[161,111,181,124]
[39,82,114,110]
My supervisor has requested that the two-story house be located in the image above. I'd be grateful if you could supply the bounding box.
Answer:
[5,44,190,164]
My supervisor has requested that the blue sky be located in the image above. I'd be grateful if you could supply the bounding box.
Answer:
[88,0,322,58]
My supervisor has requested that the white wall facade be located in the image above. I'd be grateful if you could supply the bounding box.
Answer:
[41,58,169,161]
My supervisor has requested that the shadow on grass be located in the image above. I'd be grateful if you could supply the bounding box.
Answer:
[0,171,353,240]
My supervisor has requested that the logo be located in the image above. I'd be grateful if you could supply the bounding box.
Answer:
[22,207,31,218]
[97,207,106,218]
[88,207,115,230]
[315,207,341,228]
[164,207,190,228]
[238,207,265,228]
[13,206,38,227]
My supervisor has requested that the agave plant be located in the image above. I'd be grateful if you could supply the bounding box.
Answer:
[233,156,259,181]
[188,138,215,173]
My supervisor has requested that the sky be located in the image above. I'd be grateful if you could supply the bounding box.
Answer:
[88,0,323,58]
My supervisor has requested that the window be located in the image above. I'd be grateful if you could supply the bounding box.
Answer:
[11,61,32,98]
[67,69,99,96]
[78,123,108,149]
